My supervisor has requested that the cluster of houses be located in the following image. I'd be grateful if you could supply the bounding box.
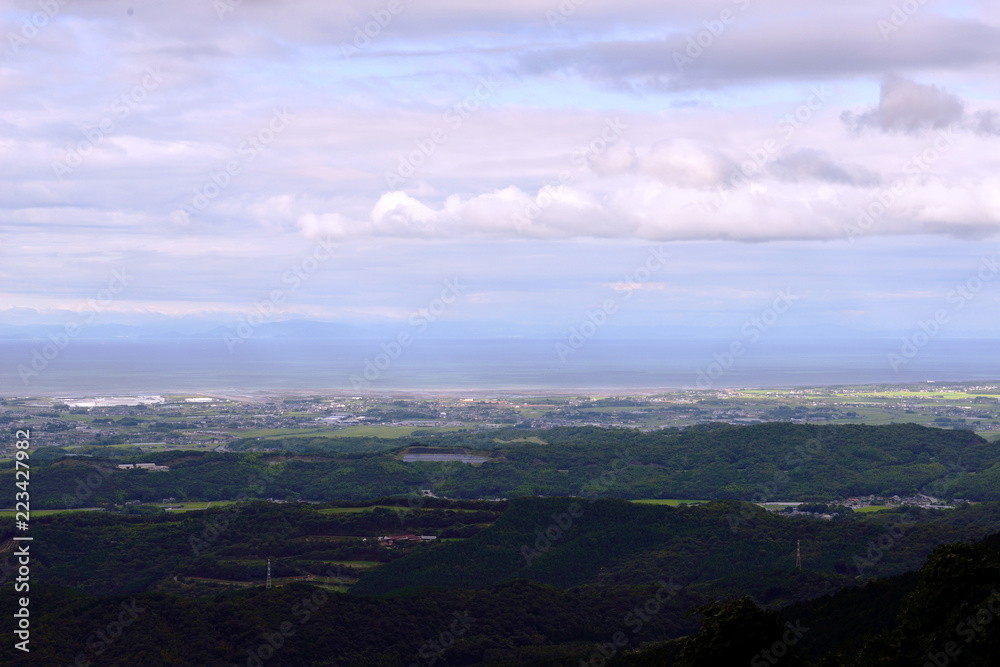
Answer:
[836,494,959,510]
[116,462,170,472]
[377,534,437,547]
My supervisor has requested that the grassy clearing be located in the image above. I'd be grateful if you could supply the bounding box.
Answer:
[849,391,1000,400]
[0,507,104,517]
[314,584,351,592]
[630,499,708,506]
[66,442,211,454]
[330,425,467,438]
[323,560,380,569]
[229,428,335,438]
[854,505,892,513]
[161,501,209,510]
[316,505,486,515]
[161,500,238,511]
[181,577,255,587]
[317,506,399,515]
[494,436,547,445]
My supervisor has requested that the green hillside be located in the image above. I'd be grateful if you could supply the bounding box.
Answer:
[351,497,1000,598]
[5,423,999,508]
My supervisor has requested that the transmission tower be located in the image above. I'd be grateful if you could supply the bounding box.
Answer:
[266,558,272,589]
[796,540,802,571]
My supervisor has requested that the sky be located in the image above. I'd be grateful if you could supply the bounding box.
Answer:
[2,0,999,342]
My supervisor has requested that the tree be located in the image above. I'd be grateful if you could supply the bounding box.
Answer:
[674,597,807,667]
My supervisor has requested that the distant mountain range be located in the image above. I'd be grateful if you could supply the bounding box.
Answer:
[0,317,978,342]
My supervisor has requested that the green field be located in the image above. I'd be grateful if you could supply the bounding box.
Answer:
[854,505,892,513]
[317,505,400,515]
[847,390,1000,400]
[0,500,241,518]
[630,499,708,506]
[160,500,237,511]
[223,427,336,438]
[66,442,212,453]
[322,560,380,569]
[316,505,486,515]
[0,507,103,517]
[331,424,467,438]
[494,436,548,445]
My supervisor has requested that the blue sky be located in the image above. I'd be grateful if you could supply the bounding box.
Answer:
[1,0,999,341]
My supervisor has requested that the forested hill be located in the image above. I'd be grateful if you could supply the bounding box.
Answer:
[350,497,1000,598]
[2,511,998,666]
[614,531,1000,666]
[4,422,1000,507]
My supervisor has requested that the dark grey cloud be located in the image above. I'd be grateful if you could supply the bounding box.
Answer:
[841,76,1000,137]
[517,16,1000,92]
[841,76,965,133]
[768,149,880,186]
[970,110,1000,136]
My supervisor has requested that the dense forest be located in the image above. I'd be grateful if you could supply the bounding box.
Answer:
[2,500,999,665]
[350,497,1000,597]
[4,423,1000,508]
[616,533,1000,666]
[0,501,505,596]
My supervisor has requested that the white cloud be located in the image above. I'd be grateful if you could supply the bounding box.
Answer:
[2,0,1000,330]
[637,139,733,189]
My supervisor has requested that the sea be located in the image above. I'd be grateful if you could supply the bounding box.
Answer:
[2,338,998,396]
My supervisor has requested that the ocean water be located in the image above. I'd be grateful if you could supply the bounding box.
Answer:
[2,338,998,395]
